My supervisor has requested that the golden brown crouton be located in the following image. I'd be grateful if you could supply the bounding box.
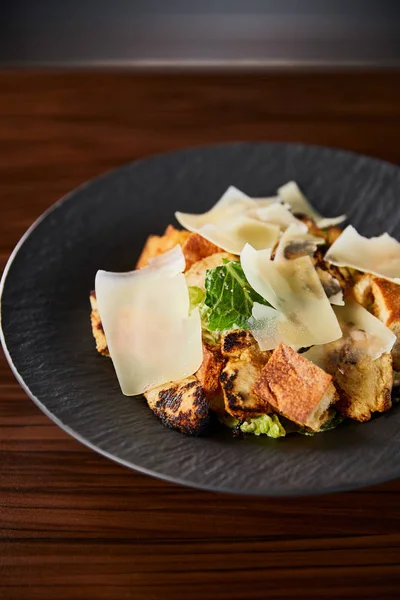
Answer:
[185,252,237,290]
[351,275,400,370]
[195,344,226,414]
[136,225,190,269]
[325,226,343,245]
[181,233,223,271]
[371,278,400,371]
[220,331,272,418]
[89,291,109,356]
[145,376,209,435]
[254,343,337,431]
[351,273,374,308]
[334,353,393,422]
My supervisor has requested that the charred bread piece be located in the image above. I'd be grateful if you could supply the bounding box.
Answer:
[145,376,209,435]
[254,343,338,431]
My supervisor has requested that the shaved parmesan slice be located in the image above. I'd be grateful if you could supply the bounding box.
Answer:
[251,303,298,351]
[277,181,346,228]
[274,223,325,262]
[176,186,279,254]
[241,244,342,350]
[249,204,308,231]
[253,195,281,206]
[304,299,396,367]
[325,225,400,284]
[179,214,279,255]
[147,243,186,274]
[95,246,203,396]
[175,186,256,232]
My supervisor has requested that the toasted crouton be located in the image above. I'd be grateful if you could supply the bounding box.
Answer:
[334,353,393,421]
[325,226,343,245]
[185,252,237,290]
[371,278,400,371]
[145,376,209,435]
[220,331,272,418]
[254,343,338,431]
[195,344,226,414]
[89,291,109,356]
[182,233,223,271]
[136,225,190,269]
[351,275,400,370]
[351,273,374,308]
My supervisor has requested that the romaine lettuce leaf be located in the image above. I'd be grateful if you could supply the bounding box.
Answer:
[188,285,205,312]
[204,260,270,332]
[240,414,286,438]
[220,413,286,438]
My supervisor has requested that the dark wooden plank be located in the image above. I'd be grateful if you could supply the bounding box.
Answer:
[1,70,400,600]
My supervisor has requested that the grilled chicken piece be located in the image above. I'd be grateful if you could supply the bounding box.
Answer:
[254,343,338,431]
[145,376,210,435]
[295,215,343,245]
[89,291,109,356]
[136,225,190,269]
[333,353,393,422]
[185,252,237,290]
[315,267,343,304]
[220,331,272,418]
[195,343,226,414]
[313,247,353,295]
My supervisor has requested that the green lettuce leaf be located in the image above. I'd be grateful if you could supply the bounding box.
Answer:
[188,285,205,312]
[188,285,220,345]
[240,414,286,438]
[220,413,286,438]
[204,260,270,332]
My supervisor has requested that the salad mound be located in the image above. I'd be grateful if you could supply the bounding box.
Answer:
[90,182,400,438]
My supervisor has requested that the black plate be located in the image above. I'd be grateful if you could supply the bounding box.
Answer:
[2,142,400,496]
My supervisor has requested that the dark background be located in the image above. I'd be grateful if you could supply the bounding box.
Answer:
[1,0,400,66]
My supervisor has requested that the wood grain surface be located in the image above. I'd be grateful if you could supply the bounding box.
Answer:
[1,70,400,600]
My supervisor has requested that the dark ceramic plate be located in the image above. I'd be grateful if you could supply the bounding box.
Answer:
[2,142,400,496]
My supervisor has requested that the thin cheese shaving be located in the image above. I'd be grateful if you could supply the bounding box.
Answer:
[95,245,203,396]
[277,181,346,228]
[303,299,396,366]
[249,203,308,230]
[325,225,400,284]
[176,186,280,254]
[175,186,256,231]
[241,244,342,350]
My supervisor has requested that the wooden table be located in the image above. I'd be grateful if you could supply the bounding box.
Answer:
[1,70,400,600]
